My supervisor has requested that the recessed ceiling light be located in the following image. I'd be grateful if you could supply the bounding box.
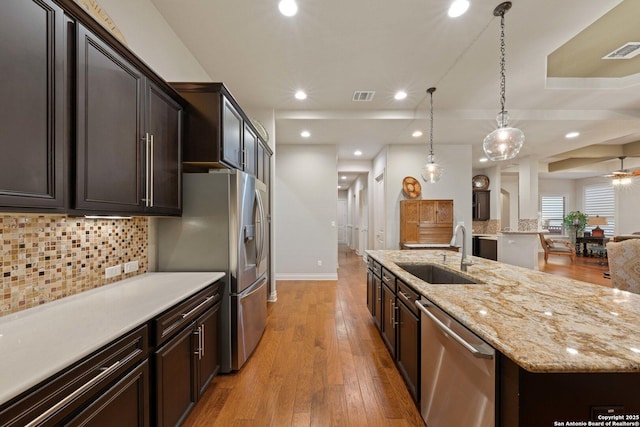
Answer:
[394,91,407,100]
[565,131,580,139]
[479,157,489,163]
[294,90,307,100]
[448,0,469,18]
[412,130,423,138]
[341,176,347,180]
[278,0,298,17]
[354,150,362,156]
[301,130,310,138]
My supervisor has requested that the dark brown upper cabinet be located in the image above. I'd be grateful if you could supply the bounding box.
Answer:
[473,190,491,221]
[171,82,264,176]
[74,23,182,215]
[0,0,66,210]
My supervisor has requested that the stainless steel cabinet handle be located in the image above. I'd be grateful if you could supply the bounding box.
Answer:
[200,323,205,358]
[24,361,121,427]
[181,296,214,319]
[143,133,150,206]
[416,300,494,359]
[193,327,202,359]
[398,290,411,301]
[150,134,155,208]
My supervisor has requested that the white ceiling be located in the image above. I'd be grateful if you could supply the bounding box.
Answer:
[149,0,640,183]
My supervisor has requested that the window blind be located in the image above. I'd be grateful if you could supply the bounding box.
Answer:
[584,184,615,236]
[540,195,565,233]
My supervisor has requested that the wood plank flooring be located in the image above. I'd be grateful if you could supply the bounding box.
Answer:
[183,246,611,427]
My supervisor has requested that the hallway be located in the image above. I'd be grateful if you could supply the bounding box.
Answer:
[183,245,424,426]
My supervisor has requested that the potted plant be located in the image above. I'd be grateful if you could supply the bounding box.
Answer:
[563,211,588,241]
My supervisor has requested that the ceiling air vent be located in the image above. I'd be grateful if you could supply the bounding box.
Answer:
[352,91,375,102]
[602,42,640,59]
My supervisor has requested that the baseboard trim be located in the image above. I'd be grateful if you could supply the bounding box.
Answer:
[275,273,338,281]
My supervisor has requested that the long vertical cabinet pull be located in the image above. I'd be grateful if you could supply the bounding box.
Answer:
[194,327,202,359]
[143,133,150,206]
[200,323,205,358]
[149,134,154,207]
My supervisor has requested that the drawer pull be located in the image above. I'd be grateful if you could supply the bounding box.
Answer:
[398,290,412,301]
[25,361,121,427]
[181,296,214,319]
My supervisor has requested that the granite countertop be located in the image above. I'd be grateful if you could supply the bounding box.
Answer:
[366,250,640,373]
[0,272,225,404]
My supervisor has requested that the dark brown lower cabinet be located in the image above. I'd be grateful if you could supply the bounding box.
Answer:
[366,262,421,404]
[381,283,397,357]
[63,361,149,427]
[153,300,221,426]
[396,293,419,402]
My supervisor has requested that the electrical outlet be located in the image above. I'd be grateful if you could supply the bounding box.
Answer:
[124,260,139,273]
[105,265,122,279]
[317,260,322,266]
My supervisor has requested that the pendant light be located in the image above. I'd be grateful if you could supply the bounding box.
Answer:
[422,87,443,183]
[483,1,524,161]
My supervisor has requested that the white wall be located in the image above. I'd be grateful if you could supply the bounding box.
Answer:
[384,144,473,250]
[98,0,211,82]
[617,184,640,234]
[501,174,519,230]
[275,145,338,280]
[539,178,577,213]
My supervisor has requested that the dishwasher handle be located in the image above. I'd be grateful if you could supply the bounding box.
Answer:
[416,300,494,360]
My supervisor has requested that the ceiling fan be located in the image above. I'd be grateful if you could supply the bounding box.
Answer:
[605,156,640,185]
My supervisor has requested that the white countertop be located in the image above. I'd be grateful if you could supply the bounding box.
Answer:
[0,272,224,404]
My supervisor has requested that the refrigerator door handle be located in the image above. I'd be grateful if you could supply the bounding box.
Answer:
[255,188,266,269]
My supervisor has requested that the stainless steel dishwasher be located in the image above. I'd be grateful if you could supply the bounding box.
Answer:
[416,299,495,427]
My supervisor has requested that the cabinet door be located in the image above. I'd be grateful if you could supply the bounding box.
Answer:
[75,23,143,212]
[195,303,221,398]
[366,270,375,316]
[473,191,490,221]
[436,200,454,223]
[257,141,265,183]
[63,361,149,427]
[154,324,197,427]
[145,82,182,214]
[243,123,257,176]
[381,285,396,357]
[373,275,382,328]
[396,302,419,403]
[0,0,65,209]
[221,96,243,169]
[400,200,420,243]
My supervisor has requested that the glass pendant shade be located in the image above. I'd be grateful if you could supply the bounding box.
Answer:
[483,111,524,161]
[484,2,524,162]
[422,155,443,183]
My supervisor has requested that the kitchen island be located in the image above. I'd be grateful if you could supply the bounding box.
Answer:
[366,249,640,426]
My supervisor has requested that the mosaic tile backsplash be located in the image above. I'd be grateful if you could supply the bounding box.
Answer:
[1,215,148,317]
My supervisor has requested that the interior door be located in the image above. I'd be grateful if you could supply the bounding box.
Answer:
[374,171,386,249]
[337,199,347,244]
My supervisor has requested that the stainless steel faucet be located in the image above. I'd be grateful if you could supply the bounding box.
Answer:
[450,224,473,272]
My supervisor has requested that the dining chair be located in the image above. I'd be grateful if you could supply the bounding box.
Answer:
[606,239,640,294]
[538,233,576,263]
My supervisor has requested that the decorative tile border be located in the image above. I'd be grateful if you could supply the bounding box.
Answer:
[0,215,148,317]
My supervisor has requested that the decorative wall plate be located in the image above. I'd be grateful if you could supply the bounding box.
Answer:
[472,174,490,190]
[402,176,422,199]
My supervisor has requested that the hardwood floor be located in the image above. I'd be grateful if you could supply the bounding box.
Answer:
[183,246,425,427]
[183,246,611,427]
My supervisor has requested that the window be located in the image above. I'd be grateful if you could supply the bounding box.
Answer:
[540,195,565,234]
[584,184,615,236]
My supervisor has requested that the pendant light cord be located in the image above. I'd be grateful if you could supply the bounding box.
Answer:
[499,11,507,116]
[429,90,434,157]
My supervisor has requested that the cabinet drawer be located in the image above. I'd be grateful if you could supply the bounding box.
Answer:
[0,326,148,427]
[381,267,396,291]
[397,280,420,316]
[368,259,381,278]
[152,281,223,346]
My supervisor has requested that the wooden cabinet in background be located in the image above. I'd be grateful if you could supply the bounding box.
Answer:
[473,190,490,221]
[0,0,66,210]
[400,200,454,246]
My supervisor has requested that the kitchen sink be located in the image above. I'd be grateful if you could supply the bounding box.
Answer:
[396,263,481,285]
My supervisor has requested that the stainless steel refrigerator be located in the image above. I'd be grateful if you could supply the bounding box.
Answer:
[157,170,268,372]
